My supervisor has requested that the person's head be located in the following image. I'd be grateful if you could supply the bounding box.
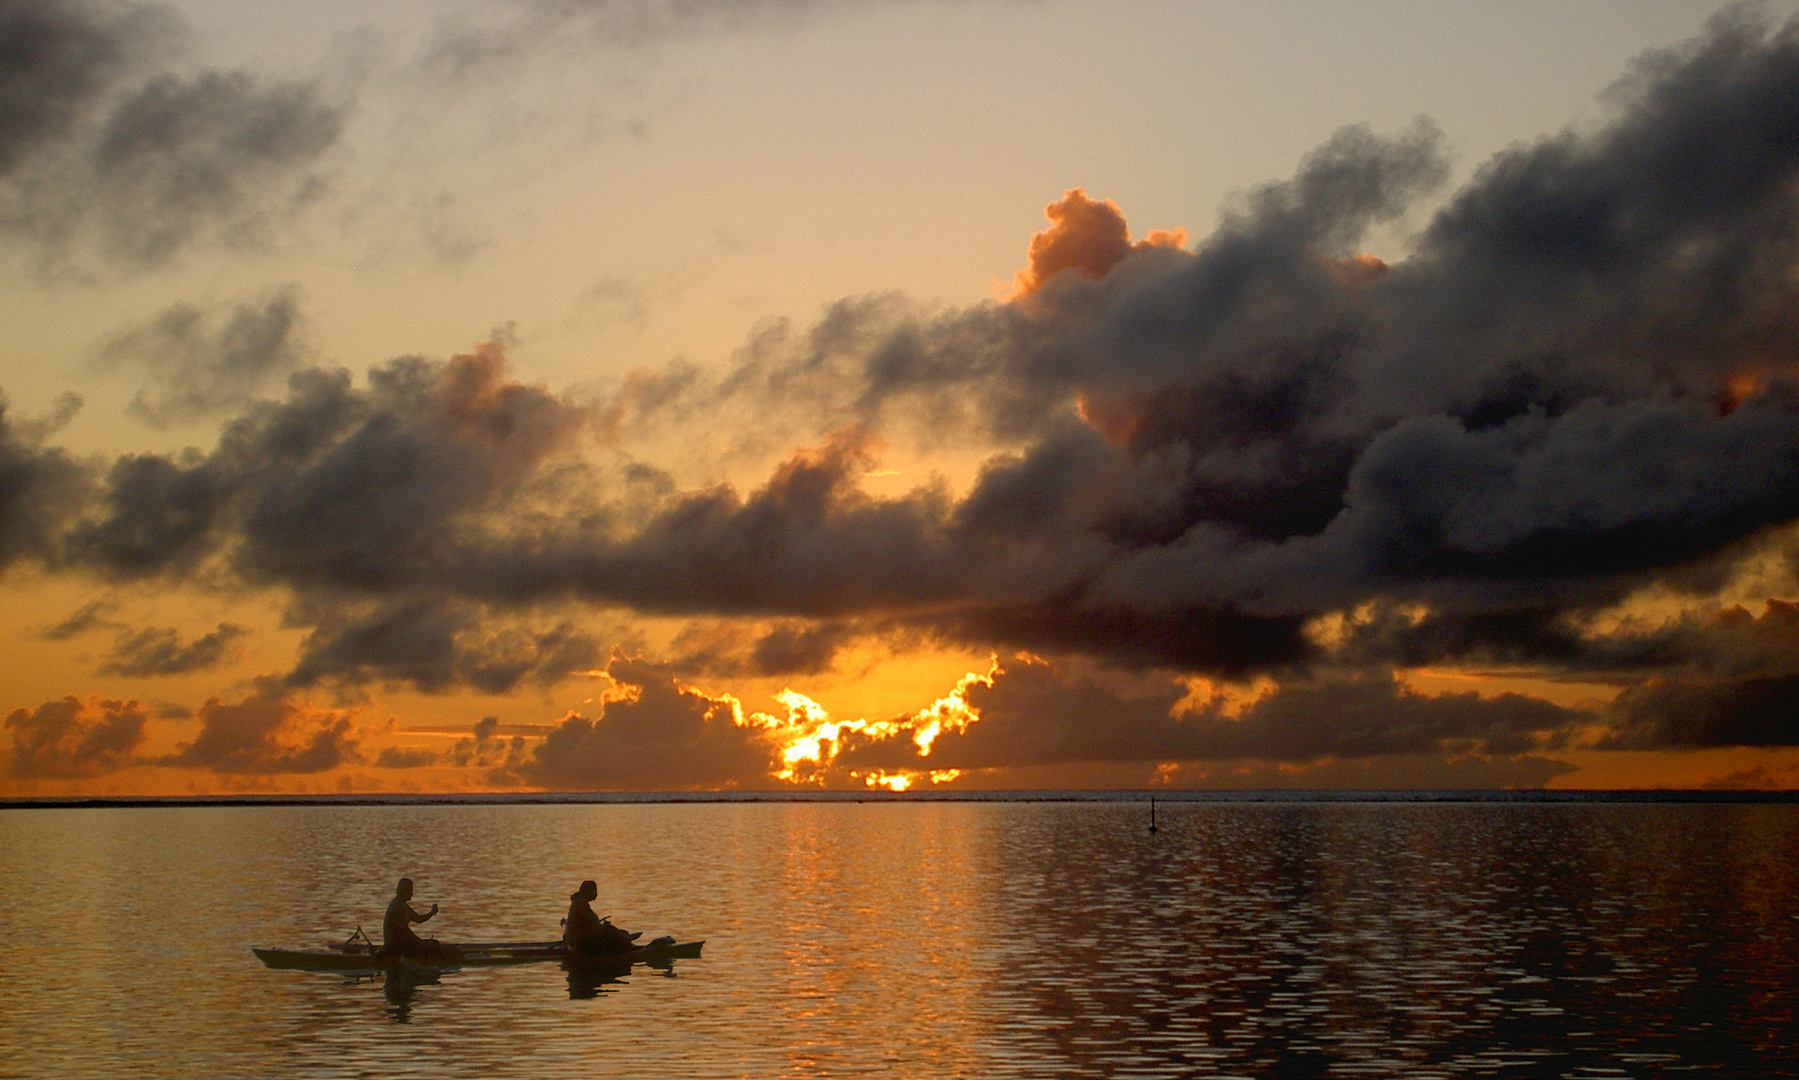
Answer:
[396,878,413,900]
[576,880,597,902]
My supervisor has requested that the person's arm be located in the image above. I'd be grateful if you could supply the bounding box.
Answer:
[410,902,438,924]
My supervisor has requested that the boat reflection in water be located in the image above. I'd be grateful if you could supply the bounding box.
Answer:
[564,954,684,1000]
[379,967,443,1024]
[252,939,704,1019]
[372,953,696,1013]
[350,952,698,1018]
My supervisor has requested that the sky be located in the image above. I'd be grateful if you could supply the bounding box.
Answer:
[6,0,1799,795]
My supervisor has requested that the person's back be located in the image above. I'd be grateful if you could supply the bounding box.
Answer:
[564,879,634,955]
[565,886,604,952]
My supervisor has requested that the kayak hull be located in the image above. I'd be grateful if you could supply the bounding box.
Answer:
[254,939,703,973]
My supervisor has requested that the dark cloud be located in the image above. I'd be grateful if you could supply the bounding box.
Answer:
[61,446,235,578]
[447,715,528,769]
[833,656,1587,777]
[285,598,602,694]
[374,745,438,768]
[63,339,588,587]
[0,0,167,174]
[1327,597,1799,680]
[1314,598,1799,754]
[97,621,247,677]
[0,0,347,270]
[100,286,311,424]
[167,679,359,773]
[619,11,1799,679]
[13,14,1799,782]
[0,392,93,571]
[36,598,118,640]
[4,694,148,778]
[1215,673,1585,761]
[519,655,777,789]
[1604,673,1799,749]
[668,618,860,677]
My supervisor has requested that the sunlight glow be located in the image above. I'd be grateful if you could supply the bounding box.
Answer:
[910,663,996,756]
[734,659,999,785]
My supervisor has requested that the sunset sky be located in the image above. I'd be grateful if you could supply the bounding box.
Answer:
[6,0,1799,795]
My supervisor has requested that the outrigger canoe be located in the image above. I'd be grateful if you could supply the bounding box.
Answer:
[254,937,704,973]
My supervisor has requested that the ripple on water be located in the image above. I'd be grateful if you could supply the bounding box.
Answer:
[0,801,1795,1077]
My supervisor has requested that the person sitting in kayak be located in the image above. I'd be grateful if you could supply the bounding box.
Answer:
[563,879,637,955]
[382,877,459,960]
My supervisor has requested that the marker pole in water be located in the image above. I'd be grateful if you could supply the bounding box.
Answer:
[1149,795,1158,835]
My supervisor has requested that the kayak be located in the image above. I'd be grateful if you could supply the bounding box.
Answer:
[254,938,703,973]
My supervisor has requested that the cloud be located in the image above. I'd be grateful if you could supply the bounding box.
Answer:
[1319,596,1799,753]
[1324,596,1799,682]
[36,598,118,640]
[447,715,528,769]
[1012,187,1187,297]
[608,11,1799,682]
[0,0,168,174]
[1603,673,1799,749]
[97,621,247,677]
[5,694,148,778]
[168,679,360,773]
[519,654,777,789]
[63,337,588,588]
[667,618,861,677]
[0,0,974,274]
[0,392,93,570]
[284,598,603,694]
[12,10,1799,788]
[414,0,942,85]
[0,0,348,270]
[830,656,1588,779]
[99,286,312,424]
[374,746,438,768]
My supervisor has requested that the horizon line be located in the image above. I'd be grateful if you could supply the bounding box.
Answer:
[5,789,1798,810]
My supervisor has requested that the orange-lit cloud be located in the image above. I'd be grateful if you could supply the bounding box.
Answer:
[522,655,776,790]
[169,681,361,774]
[5,695,148,779]
[1011,188,1187,297]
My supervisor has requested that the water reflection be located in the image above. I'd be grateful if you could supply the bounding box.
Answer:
[564,956,684,1000]
[2,801,1796,1077]
[294,953,699,1022]
[974,802,1799,1077]
[304,954,696,1019]
[380,968,440,1023]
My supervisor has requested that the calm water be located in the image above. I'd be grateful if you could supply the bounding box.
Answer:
[1,799,1796,1078]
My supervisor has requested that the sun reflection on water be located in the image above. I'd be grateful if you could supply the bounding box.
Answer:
[0,800,1795,1077]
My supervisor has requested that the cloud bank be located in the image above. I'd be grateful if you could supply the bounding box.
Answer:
[8,10,1799,789]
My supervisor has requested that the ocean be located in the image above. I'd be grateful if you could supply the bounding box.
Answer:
[1,794,1795,1078]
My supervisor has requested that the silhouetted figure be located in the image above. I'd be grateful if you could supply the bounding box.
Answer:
[381,877,460,961]
[564,879,637,955]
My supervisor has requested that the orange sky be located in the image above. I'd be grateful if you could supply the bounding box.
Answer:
[7,3,1799,796]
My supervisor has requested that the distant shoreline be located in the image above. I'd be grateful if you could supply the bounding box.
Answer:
[4,789,1798,810]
